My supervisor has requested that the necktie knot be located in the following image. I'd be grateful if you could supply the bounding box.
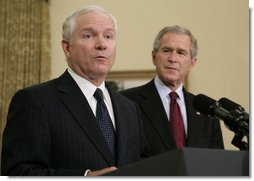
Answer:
[170,91,178,103]
[94,88,103,102]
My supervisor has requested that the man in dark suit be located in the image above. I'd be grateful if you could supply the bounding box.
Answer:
[1,5,148,176]
[121,25,224,156]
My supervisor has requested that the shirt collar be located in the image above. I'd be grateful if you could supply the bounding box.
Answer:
[154,75,184,101]
[67,68,108,100]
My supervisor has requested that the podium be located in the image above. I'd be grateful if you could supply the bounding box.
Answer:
[105,148,249,176]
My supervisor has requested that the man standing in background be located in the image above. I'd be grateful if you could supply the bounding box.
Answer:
[121,25,224,156]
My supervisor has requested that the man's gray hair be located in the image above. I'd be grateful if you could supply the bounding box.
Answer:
[62,5,117,43]
[153,25,198,58]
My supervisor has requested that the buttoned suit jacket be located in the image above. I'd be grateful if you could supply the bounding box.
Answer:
[1,70,147,176]
[120,80,224,156]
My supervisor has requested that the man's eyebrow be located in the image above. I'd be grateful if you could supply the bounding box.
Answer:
[177,48,188,52]
[160,46,173,50]
[161,46,172,49]
[80,27,94,32]
[160,46,189,53]
[80,27,116,33]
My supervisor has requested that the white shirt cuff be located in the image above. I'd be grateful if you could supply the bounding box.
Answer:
[84,169,91,176]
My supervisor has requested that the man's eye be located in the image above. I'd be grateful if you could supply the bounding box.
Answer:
[105,34,113,39]
[162,49,170,52]
[83,34,93,39]
[178,51,186,55]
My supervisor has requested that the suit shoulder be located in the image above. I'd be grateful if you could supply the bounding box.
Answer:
[120,85,144,95]
[111,89,136,104]
[13,79,58,101]
[183,89,196,99]
[120,85,146,102]
[21,79,57,92]
[120,80,153,96]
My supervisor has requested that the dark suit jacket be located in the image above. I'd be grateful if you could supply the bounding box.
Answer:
[121,80,224,156]
[1,70,148,176]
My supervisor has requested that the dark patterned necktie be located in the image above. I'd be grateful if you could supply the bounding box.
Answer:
[169,91,186,148]
[94,88,116,161]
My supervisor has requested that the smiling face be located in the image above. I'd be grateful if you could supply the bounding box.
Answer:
[62,12,116,86]
[152,32,197,90]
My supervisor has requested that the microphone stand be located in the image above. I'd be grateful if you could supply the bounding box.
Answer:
[231,133,248,150]
[227,110,249,150]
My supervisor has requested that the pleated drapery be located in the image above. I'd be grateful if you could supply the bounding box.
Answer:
[0,0,51,152]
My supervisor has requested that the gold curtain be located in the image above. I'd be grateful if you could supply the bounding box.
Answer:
[0,0,51,149]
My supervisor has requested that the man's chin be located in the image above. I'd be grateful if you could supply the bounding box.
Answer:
[94,69,110,78]
[160,76,180,86]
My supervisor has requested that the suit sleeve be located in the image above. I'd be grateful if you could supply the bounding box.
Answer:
[1,89,85,176]
[134,103,151,158]
[209,117,225,149]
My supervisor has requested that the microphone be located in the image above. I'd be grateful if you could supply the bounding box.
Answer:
[193,94,228,119]
[193,94,249,136]
[219,97,249,123]
[219,97,245,112]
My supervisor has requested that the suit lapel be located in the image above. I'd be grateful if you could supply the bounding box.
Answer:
[106,86,128,166]
[57,71,114,165]
[139,81,176,149]
[184,91,205,146]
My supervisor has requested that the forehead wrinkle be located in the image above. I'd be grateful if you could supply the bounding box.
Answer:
[76,12,115,30]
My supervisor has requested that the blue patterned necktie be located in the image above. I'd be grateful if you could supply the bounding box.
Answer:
[94,88,116,161]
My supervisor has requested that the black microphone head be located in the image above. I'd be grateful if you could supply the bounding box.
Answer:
[219,97,244,111]
[193,94,217,116]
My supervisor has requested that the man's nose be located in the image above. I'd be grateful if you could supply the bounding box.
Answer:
[168,51,178,62]
[95,36,107,50]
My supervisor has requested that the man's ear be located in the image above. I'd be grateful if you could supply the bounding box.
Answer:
[152,50,157,65]
[61,40,71,58]
[188,57,197,72]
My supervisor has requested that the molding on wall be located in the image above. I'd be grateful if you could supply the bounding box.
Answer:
[106,70,189,89]
[106,70,157,80]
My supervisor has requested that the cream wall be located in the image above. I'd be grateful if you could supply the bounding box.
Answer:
[50,0,249,150]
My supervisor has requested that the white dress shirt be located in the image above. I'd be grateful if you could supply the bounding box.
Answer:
[67,68,116,129]
[154,76,187,135]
